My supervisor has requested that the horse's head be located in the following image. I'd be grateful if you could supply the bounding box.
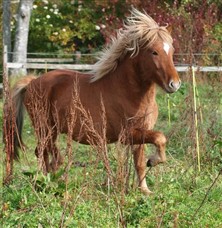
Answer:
[138,34,181,93]
[90,7,181,92]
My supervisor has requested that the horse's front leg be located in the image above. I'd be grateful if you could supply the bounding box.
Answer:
[146,131,167,167]
[133,144,153,195]
[129,129,167,167]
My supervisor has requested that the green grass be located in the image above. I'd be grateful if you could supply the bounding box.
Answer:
[1,75,222,227]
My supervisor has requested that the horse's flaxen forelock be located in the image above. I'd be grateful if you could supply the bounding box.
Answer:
[90,8,173,82]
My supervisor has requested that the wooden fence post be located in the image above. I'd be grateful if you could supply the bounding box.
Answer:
[3,45,14,184]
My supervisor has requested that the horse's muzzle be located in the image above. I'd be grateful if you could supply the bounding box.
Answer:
[168,80,181,93]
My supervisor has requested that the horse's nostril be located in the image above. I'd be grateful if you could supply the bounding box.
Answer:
[169,80,175,89]
[169,80,181,90]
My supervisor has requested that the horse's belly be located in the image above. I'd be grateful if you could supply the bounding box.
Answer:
[59,118,119,145]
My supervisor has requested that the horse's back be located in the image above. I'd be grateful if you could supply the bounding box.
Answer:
[25,69,91,99]
[23,70,109,143]
[29,69,90,88]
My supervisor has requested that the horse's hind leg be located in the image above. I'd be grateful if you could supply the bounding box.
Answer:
[133,144,153,195]
[35,142,63,173]
[47,132,63,172]
[49,143,63,172]
[35,146,50,174]
[34,132,63,173]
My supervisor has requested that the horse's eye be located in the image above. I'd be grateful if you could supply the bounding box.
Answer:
[152,51,158,56]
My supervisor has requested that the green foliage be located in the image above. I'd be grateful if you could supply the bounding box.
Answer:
[27,0,129,54]
[28,0,103,53]
[126,168,222,227]
[211,23,222,43]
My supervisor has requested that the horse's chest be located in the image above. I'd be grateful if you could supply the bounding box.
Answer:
[126,102,158,130]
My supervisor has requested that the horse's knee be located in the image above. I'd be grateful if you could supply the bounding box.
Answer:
[154,132,167,147]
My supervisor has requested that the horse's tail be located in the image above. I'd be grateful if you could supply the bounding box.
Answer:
[12,75,37,160]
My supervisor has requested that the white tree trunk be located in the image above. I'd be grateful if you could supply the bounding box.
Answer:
[12,0,34,75]
[3,0,11,61]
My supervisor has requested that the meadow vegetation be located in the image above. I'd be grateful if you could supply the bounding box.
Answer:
[1,71,222,227]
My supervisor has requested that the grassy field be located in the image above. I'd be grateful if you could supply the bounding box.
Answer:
[1,72,222,227]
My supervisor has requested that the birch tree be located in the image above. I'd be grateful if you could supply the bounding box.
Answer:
[12,0,34,75]
[3,0,12,61]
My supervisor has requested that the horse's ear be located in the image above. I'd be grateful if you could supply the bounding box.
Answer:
[166,25,172,34]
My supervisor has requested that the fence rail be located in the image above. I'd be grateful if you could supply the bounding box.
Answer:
[176,66,222,72]
[5,62,222,72]
[27,58,74,63]
[6,62,93,71]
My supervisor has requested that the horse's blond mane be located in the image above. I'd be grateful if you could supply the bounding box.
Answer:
[90,8,173,82]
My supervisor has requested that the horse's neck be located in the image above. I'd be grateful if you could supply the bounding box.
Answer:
[110,57,157,104]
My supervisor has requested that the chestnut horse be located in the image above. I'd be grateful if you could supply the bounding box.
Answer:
[12,8,180,195]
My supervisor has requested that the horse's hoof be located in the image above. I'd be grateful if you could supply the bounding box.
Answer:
[147,159,153,167]
[147,154,163,167]
[140,187,153,196]
[147,158,158,167]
